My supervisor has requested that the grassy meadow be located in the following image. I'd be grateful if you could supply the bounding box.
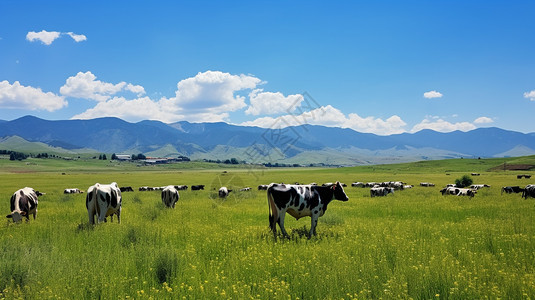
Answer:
[0,157,535,299]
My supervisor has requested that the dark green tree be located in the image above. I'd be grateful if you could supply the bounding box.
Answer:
[455,175,473,188]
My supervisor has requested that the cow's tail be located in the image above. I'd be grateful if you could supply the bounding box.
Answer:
[267,184,276,232]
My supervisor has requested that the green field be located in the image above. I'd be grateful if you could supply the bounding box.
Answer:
[1,157,535,299]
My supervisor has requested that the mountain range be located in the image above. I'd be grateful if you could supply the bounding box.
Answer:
[1,115,534,166]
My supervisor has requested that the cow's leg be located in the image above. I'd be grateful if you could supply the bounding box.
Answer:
[277,211,289,238]
[32,209,37,220]
[116,209,121,224]
[309,215,319,238]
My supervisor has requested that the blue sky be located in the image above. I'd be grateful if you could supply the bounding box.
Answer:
[0,1,534,135]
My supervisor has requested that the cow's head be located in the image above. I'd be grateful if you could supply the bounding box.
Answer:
[6,211,25,222]
[332,181,349,201]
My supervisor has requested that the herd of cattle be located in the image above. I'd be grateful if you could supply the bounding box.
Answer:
[6,175,535,238]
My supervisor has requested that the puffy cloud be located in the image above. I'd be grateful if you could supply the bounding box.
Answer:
[60,71,145,101]
[26,30,61,45]
[411,117,476,133]
[65,32,87,42]
[241,105,407,135]
[423,90,443,99]
[524,90,535,101]
[26,30,86,45]
[169,70,262,113]
[245,89,303,115]
[0,80,66,111]
[474,116,493,124]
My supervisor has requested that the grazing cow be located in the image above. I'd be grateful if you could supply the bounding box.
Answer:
[420,182,435,187]
[501,186,524,194]
[86,182,122,225]
[351,182,364,187]
[138,186,152,191]
[522,185,535,199]
[240,187,251,192]
[403,185,414,189]
[470,184,490,190]
[191,185,205,191]
[64,188,83,194]
[370,187,394,197]
[218,187,231,198]
[174,185,188,190]
[6,187,39,222]
[471,173,481,176]
[267,181,348,238]
[161,185,179,208]
[258,185,269,190]
[456,188,477,197]
[120,186,134,192]
[440,187,476,197]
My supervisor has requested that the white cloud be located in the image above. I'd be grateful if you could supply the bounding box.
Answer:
[245,89,303,115]
[241,105,407,135]
[474,116,493,124]
[26,30,86,45]
[65,32,87,42]
[170,70,262,113]
[0,80,66,111]
[26,30,61,45]
[60,71,145,101]
[423,90,443,99]
[524,90,535,101]
[411,117,476,133]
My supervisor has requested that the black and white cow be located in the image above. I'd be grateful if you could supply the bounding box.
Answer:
[161,185,179,208]
[64,188,83,194]
[258,185,269,190]
[522,185,535,199]
[86,182,122,224]
[174,185,188,191]
[6,187,39,222]
[191,185,205,191]
[240,187,251,191]
[120,186,134,192]
[267,181,348,238]
[370,187,394,197]
[501,186,524,194]
[218,187,231,198]
[470,184,490,190]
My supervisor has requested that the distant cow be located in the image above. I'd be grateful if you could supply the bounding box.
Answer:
[6,187,39,222]
[191,185,205,191]
[501,186,524,194]
[139,186,153,191]
[86,182,122,224]
[370,187,394,197]
[218,187,231,198]
[440,187,476,197]
[267,181,348,238]
[351,182,364,187]
[240,187,251,192]
[64,188,83,194]
[470,184,490,190]
[120,186,134,192]
[522,185,535,199]
[471,173,481,176]
[258,185,269,190]
[161,185,179,208]
[420,182,435,187]
[174,185,188,190]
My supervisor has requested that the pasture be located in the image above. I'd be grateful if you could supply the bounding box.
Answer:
[1,157,535,299]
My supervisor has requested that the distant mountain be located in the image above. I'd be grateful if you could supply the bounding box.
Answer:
[1,115,534,166]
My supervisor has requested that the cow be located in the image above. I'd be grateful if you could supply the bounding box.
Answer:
[420,182,435,187]
[501,186,524,194]
[139,186,152,191]
[351,182,364,187]
[218,187,231,198]
[470,184,490,190]
[174,185,188,190]
[240,187,251,192]
[120,186,134,192]
[403,185,414,189]
[522,185,535,199]
[86,182,122,225]
[370,187,394,197]
[6,187,39,222]
[64,188,83,194]
[456,188,477,197]
[471,173,481,176]
[191,185,205,191]
[440,187,476,197]
[267,181,348,238]
[161,185,179,208]
[258,185,269,190]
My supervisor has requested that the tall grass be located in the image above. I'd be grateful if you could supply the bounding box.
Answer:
[0,162,534,298]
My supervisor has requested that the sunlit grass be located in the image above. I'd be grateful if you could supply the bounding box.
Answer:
[0,158,534,298]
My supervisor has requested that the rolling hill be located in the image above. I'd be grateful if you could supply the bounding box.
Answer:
[1,115,534,165]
